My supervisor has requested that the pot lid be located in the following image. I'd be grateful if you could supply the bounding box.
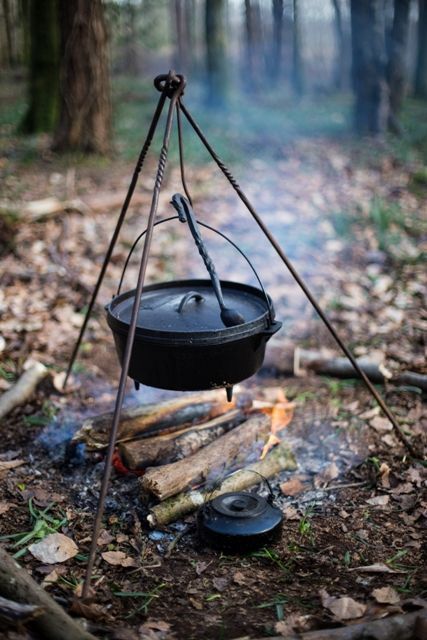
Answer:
[108,279,272,337]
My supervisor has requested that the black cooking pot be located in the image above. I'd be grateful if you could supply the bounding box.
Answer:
[105,194,281,396]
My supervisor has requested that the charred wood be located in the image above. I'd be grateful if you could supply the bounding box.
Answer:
[119,409,245,470]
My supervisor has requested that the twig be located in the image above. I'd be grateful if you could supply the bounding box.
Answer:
[0,362,48,422]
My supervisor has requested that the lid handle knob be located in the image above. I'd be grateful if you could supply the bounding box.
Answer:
[177,291,205,314]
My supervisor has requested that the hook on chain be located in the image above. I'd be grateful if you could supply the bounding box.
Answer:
[154,71,186,98]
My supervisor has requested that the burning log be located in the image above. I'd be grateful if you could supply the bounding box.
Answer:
[141,413,272,500]
[119,409,245,471]
[73,390,250,449]
[0,546,96,640]
[0,362,48,422]
[147,440,296,527]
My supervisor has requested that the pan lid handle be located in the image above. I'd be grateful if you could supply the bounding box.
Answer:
[177,291,205,314]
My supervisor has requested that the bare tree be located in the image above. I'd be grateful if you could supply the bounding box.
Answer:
[205,0,227,106]
[331,0,348,89]
[244,0,264,89]
[54,0,111,154]
[20,0,59,133]
[270,0,284,84]
[291,0,303,96]
[415,0,427,98]
[387,0,411,132]
[350,0,388,134]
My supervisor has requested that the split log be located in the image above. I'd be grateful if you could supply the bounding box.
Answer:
[147,440,296,526]
[0,546,97,640]
[142,413,272,500]
[0,362,48,422]
[119,409,245,470]
[264,346,427,391]
[73,390,251,450]
[257,607,427,639]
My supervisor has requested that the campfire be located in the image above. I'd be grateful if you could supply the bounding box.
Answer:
[72,387,297,529]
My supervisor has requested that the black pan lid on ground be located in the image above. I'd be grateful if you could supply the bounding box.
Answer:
[106,279,275,344]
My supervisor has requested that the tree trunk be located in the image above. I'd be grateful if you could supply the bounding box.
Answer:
[270,0,284,84]
[350,0,389,134]
[292,0,303,96]
[244,0,264,90]
[174,0,189,72]
[205,0,227,106]
[415,0,427,98]
[2,0,13,67]
[387,0,410,132]
[20,0,60,133]
[332,0,347,89]
[53,0,112,154]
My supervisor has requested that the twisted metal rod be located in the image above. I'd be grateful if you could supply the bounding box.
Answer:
[178,100,417,458]
[63,86,169,388]
[82,73,185,598]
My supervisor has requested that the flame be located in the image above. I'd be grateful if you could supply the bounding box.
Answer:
[260,389,294,460]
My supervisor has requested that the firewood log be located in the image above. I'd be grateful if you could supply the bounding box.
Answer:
[73,390,251,450]
[0,362,48,422]
[147,441,296,526]
[119,409,245,470]
[141,413,272,501]
[0,546,96,640]
[264,346,427,391]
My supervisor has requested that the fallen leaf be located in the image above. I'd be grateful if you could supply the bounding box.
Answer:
[370,416,393,432]
[382,434,397,447]
[372,586,400,604]
[69,598,108,622]
[213,577,228,592]
[138,619,174,640]
[189,597,203,610]
[392,482,414,495]
[280,476,306,496]
[0,501,15,515]
[232,571,247,586]
[101,550,137,567]
[41,568,62,587]
[97,528,115,546]
[283,505,299,520]
[320,589,366,620]
[29,533,78,564]
[314,462,339,488]
[366,495,390,506]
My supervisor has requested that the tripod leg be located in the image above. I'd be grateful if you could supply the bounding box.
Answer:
[82,82,183,599]
[179,101,417,458]
[63,89,168,388]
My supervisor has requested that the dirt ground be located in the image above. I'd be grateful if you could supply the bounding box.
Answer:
[0,132,426,639]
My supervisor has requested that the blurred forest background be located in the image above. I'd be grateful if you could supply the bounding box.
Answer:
[0,0,427,159]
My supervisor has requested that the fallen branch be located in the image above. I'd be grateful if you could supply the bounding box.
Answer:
[0,546,97,640]
[0,362,48,422]
[264,346,427,392]
[119,409,245,470]
[259,607,427,639]
[147,440,296,526]
[73,390,249,450]
[142,413,272,500]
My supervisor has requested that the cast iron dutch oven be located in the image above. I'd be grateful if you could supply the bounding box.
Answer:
[106,194,281,395]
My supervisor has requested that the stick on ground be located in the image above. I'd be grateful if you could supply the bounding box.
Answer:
[0,546,97,640]
[0,362,48,422]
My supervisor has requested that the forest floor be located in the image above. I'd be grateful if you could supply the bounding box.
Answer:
[0,81,426,639]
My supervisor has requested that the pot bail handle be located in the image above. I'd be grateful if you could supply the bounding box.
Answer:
[171,193,245,327]
[177,291,204,313]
